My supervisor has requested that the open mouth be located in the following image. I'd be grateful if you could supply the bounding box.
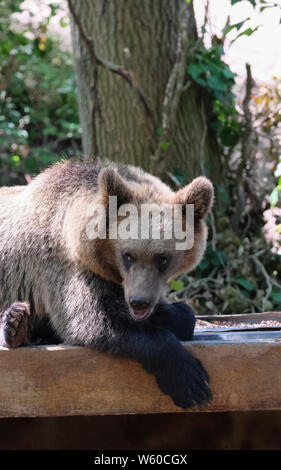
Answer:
[130,308,151,321]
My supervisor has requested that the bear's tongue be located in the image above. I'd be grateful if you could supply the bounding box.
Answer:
[132,308,148,319]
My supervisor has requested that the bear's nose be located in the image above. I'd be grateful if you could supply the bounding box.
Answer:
[129,297,150,311]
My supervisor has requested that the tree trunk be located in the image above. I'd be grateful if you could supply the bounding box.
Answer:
[69,0,221,184]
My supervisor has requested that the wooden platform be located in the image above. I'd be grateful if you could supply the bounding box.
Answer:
[0,326,281,417]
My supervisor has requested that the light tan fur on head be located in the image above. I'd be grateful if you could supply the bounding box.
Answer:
[62,165,214,321]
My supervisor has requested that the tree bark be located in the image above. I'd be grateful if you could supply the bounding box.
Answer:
[69,0,221,184]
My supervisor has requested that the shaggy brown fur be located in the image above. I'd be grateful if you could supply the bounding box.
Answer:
[0,160,214,409]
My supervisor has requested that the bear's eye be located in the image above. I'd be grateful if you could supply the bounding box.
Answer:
[157,254,171,273]
[122,252,134,269]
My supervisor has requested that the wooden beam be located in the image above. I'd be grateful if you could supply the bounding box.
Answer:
[0,333,281,417]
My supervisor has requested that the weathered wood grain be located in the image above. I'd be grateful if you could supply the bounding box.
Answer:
[0,336,281,417]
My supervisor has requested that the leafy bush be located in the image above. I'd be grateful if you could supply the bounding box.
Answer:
[169,233,281,315]
[169,0,281,314]
[0,0,81,185]
[187,42,242,148]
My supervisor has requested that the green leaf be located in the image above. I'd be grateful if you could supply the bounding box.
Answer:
[206,74,227,92]
[236,278,255,292]
[199,259,210,271]
[224,19,249,35]
[219,122,242,147]
[270,187,279,207]
[41,154,60,165]
[9,155,21,168]
[270,290,281,303]
[156,127,164,136]
[241,27,257,36]
[187,63,205,79]
[215,250,227,266]
[195,76,207,87]
[232,26,259,43]
[24,156,39,174]
[170,280,184,291]
[59,16,69,28]
[160,142,171,151]
[231,0,256,5]
[222,67,236,79]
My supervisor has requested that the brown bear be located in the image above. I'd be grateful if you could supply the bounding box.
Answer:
[0,160,213,408]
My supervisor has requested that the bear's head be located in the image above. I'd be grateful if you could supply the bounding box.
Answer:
[65,166,214,322]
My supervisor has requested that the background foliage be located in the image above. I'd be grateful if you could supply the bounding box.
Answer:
[169,0,281,313]
[0,0,81,185]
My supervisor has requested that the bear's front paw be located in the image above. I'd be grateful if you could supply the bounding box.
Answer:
[156,348,212,409]
[1,301,31,348]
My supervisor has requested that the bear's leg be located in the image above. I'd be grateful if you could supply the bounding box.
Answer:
[0,301,31,348]
[52,272,211,409]
[97,321,211,409]
[152,302,195,341]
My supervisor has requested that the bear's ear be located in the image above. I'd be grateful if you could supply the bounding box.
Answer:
[98,167,133,207]
[174,176,214,221]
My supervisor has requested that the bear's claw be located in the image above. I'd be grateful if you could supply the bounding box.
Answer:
[1,301,31,348]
